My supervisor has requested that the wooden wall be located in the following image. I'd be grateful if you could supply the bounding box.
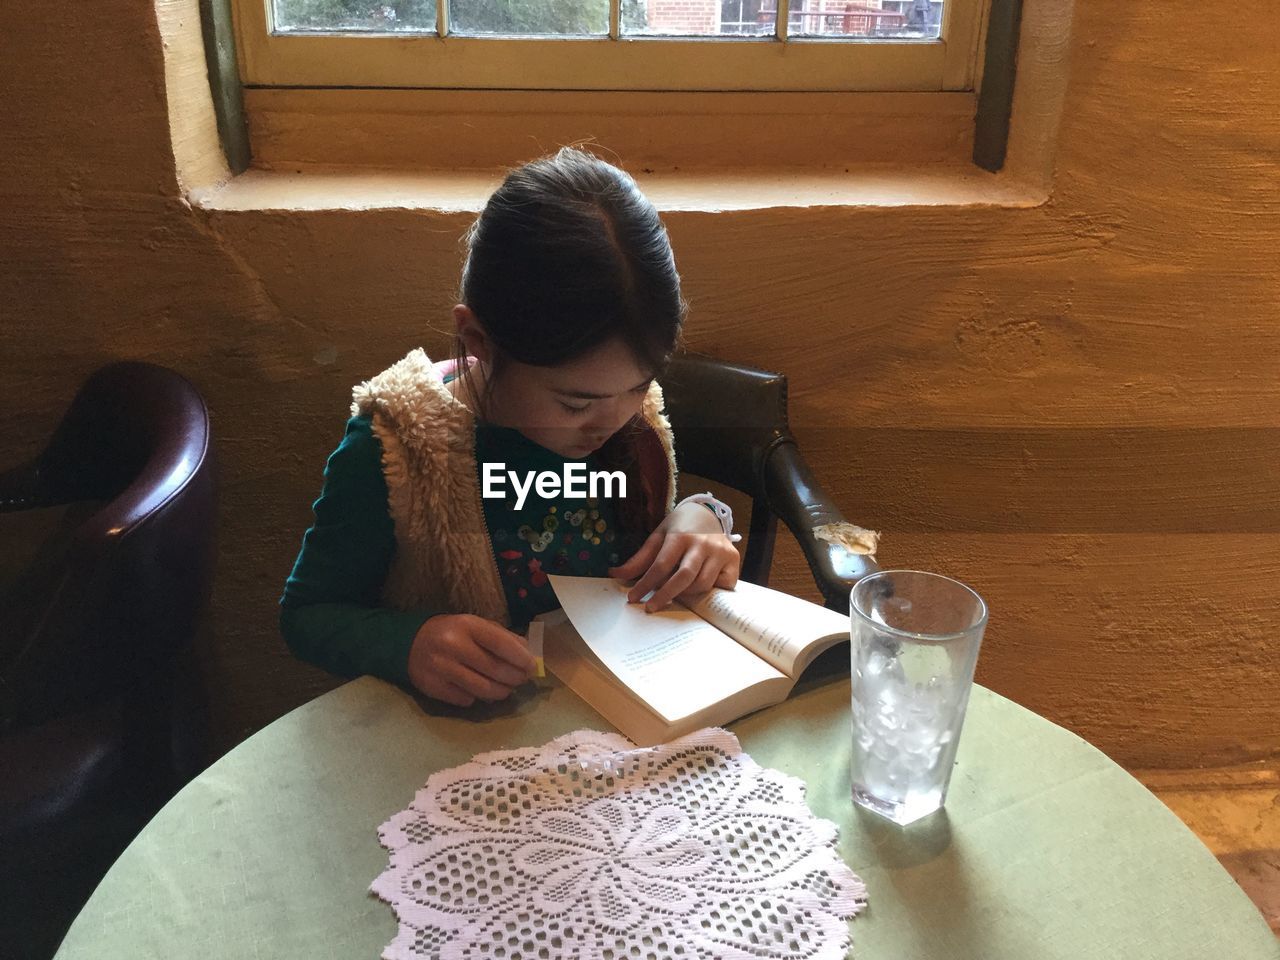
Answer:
[1,0,1276,767]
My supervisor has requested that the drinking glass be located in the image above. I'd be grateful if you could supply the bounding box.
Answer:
[849,570,988,825]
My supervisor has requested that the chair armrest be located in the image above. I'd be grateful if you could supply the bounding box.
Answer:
[763,440,880,612]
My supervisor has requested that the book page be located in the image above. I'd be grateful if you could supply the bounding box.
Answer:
[546,574,785,724]
[679,579,849,677]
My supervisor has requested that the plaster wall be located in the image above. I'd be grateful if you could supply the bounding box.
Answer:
[1,0,1276,766]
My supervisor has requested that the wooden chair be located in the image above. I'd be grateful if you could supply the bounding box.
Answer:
[660,351,878,611]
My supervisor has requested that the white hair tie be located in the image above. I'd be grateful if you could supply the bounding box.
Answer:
[677,492,743,543]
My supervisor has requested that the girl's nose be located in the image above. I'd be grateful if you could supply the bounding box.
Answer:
[584,397,623,430]
[585,391,643,435]
[582,413,618,440]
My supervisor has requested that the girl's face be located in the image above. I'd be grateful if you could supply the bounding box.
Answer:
[484,337,655,460]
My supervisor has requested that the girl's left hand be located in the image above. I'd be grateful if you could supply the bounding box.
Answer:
[607,501,741,612]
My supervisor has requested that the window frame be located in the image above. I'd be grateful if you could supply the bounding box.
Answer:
[230,0,989,92]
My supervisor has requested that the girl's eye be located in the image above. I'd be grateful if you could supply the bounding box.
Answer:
[560,402,590,414]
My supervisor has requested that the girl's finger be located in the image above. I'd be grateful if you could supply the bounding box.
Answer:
[714,566,739,589]
[457,640,530,688]
[715,547,741,588]
[626,536,688,604]
[470,618,538,673]
[608,527,663,581]
[644,556,703,612]
[442,659,514,702]
[683,556,722,597]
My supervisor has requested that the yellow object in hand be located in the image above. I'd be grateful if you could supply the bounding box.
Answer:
[527,620,546,678]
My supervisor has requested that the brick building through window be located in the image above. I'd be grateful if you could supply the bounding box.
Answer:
[645,0,944,37]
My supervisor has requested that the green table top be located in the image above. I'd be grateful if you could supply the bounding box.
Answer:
[55,675,1279,959]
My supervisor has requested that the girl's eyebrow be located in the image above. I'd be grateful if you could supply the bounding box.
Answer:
[554,377,653,400]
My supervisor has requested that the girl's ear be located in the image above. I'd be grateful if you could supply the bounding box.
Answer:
[452,304,493,364]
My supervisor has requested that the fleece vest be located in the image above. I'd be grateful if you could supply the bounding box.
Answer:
[352,349,678,627]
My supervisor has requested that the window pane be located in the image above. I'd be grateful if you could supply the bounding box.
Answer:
[718,0,775,36]
[624,0,771,36]
[450,0,611,35]
[789,0,943,39]
[274,0,437,32]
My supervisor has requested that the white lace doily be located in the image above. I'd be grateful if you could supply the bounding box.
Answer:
[372,728,867,960]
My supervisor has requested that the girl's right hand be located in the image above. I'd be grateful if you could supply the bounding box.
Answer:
[408,614,538,707]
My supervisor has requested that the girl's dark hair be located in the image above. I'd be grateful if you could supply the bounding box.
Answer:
[451,146,687,419]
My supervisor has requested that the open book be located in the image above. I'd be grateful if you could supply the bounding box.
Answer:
[534,573,850,746]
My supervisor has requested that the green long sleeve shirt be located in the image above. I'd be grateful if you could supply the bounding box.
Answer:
[280,411,626,688]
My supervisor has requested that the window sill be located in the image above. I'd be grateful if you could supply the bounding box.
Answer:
[189,162,1046,215]
[238,89,983,171]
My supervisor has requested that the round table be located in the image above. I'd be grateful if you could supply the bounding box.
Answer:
[54,675,1279,959]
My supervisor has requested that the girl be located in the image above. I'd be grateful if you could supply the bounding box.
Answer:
[281,147,742,709]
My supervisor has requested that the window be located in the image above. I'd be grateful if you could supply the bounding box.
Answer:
[231,0,989,92]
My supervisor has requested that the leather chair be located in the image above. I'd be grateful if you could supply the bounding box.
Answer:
[0,361,217,959]
[661,351,878,610]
